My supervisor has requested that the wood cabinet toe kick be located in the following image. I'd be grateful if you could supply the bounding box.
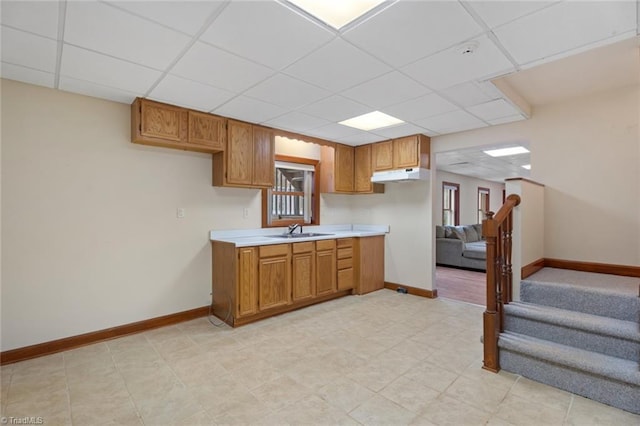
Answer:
[211,235,385,327]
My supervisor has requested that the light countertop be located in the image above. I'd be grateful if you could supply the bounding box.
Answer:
[210,224,389,247]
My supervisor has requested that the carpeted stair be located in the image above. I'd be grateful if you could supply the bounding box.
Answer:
[498,267,640,414]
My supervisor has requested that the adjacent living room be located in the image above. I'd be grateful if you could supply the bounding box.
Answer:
[434,146,525,305]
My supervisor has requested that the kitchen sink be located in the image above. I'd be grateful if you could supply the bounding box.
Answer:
[266,232,334,239]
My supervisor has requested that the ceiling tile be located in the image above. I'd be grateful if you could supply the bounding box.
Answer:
[106,1,224,36]
[488,114,527,126]
[335,131,386,145]
[466,1,558,29]
[297,95,371,122]
[494,1,637,66]
[283,38,391,92]
[1,62,55,88]
[244,73,330,109]
[171,42,273,93]
[64,1,191,70]
[439,81,495,107]
[201,1,333,70]
[370,123,431,139]
[304,123,361,141]
[415,110,487,134]
[343,0,483,67]
[60,45,161,94]
[402,35,514,90]
[383,93,458,122]
[213,96,287,124]
[264,112,330,134]
[149,74,235,112]
[1,27,57,72]
[466,99,520,121]
[59,76,139,104]
[0,0,59,38]
[342,71,431,109]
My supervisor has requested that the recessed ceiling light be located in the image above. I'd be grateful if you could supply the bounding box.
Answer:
[287,0,386,29]
[522,164,531,170]
[339,111,404,131]
[483,146,530,157]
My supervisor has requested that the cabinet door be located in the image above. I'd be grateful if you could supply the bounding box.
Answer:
[354,144,373,193]
[237,247,257,318]
[252,126,274,187]
[188,111,225,151]
[292,252,315,302]
[393,136,419,169]
[334,144,354,193]
[258,255,291,310]
[372,141,393,171]
[316,249,337,296]
[337,268,354,291]
[140,99,185,143]
[226,120,253,186]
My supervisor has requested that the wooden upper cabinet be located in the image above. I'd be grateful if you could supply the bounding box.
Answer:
[213,120,274,188]
[226,120,254,186]
[131,98,225,154]
[372,140,394,171]
[372,135,431,171]
[188,111,226,151]
[335,144,354,193]
[393,136,420,169]
[252,126,275,187]
[354,144,384,194]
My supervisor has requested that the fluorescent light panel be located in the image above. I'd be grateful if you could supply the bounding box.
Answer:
[287,0,386,29]
[339,111,404,131]
[484,146,530,157]
[522,164,531,170]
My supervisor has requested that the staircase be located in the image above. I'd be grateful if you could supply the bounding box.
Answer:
[498,267,640,414]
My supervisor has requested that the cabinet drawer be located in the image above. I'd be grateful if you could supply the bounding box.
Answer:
[259,244,290,258]
[337,257,353,270]
[337,238,353,248]
[316,239,336,251]
[337,247,353,259]
[293,241,314,254]
[337,268,354,290]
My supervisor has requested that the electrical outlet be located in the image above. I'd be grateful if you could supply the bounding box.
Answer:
[177,208,185,219]
[243,208,249,219]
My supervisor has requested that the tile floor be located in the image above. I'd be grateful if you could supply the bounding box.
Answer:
[1,290,639,425]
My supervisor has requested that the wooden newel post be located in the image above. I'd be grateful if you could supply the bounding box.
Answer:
[482,194,520,373]
[482,213,499,372]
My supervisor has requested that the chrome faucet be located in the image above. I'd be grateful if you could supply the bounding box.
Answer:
[288,223,302,234]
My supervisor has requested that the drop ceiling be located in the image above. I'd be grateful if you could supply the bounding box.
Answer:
[436,143,531,183]
[1,0,638,148]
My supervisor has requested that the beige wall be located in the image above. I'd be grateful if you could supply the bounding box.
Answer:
[433,86,640,266]
[0,80,265,350]
[351,181,434,290]
[507,179,545,299]
[434,170,505,226]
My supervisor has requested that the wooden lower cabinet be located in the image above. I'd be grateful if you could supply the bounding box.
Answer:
[237,247,258,317]
[292,242,315,302]
[258,244,291,310]
[337,238,354,291]
[211,235,384,326]
[316,240,337,296]
[356,236,385,295]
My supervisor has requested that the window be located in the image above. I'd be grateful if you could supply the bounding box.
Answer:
[478,187,490,224]
[442,182,460,226]
[262,155,319,227]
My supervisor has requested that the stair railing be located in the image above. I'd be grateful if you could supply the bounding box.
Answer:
[482,194,521,372]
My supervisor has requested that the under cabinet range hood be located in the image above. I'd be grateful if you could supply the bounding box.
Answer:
[371,168,430,183]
